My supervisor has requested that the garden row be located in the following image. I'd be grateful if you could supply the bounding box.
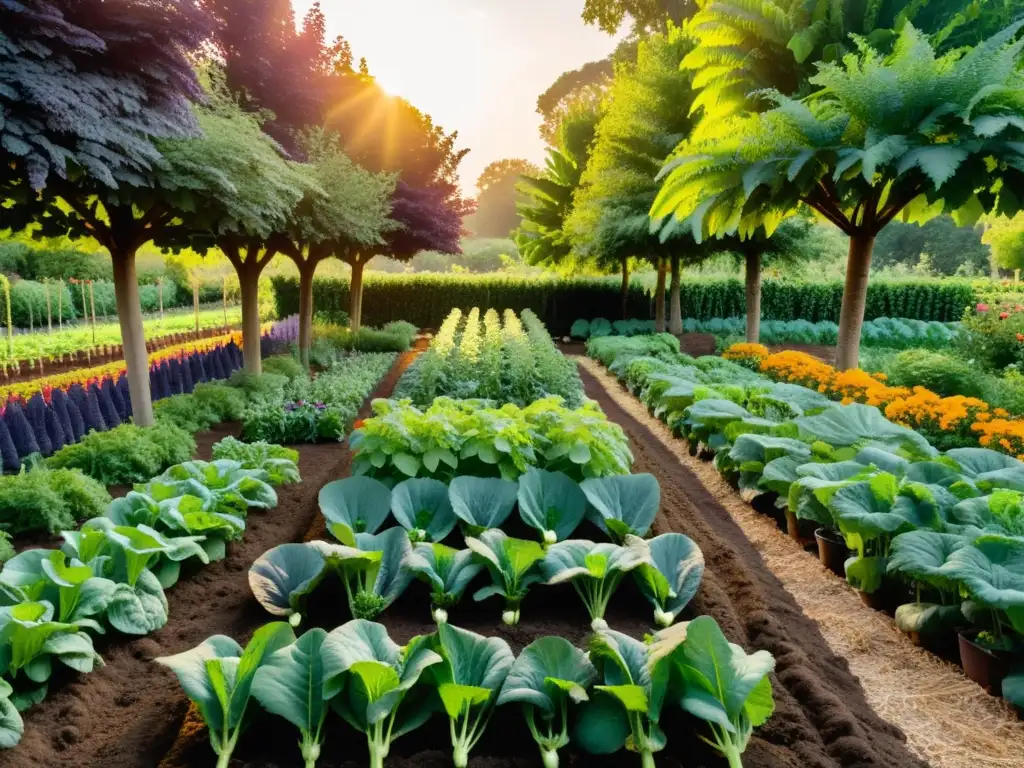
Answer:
[588,333,1024,710]
[395,307,582,407]
[272,275,978,335]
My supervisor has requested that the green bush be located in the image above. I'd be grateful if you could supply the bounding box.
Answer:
[226,371,290,407]
[241,402,347,444]
[262,355,306,380]
[0,465,110,535]
[954,302,1024,371]
[382,320,418,345]
[192,382,248,421]
[46,423,196,485]
[884,349,983,398]
[313,323,415,353]
[981,371,1024,416]
[8,279,77,327]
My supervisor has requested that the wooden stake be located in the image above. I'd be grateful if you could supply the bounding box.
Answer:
[89,280,97,345]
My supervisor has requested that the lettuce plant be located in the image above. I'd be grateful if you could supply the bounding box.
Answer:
[404,543,483,623]
[627,533,705,627]
[251,627,329,767]
[466,530,546,625]
[449,476,518,536]
[87,517,209,591]
[321,620,442,768]
[0,679,23,748]
[539,540,648,630]
[391,478,457,543]
[671,616,776,768]
[426,622,514,768]
[574,628,681,768]
[157,622,296,768]
[315,528,413,620]
[211,437,301,486]
[146,459,278,517]
[318,476,392,540]
[581,474,660,542]
[496,636,597,768]
[517,468,587,544]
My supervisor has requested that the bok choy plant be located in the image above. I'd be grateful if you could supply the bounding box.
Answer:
[517,468,587,545]
[249,543,330,627]
[496,636,597,768]
[466,530,546,625]
[626,533,705,627]
[449,476,519,536]
[321,620,443,768]
[318,476,392,540]
[404,543,483,624]
[425,622,513,768]
[314,528,413,620]
[391,477,457,543]
[539,540,648,629]
[580,474,660,542]
[156,621,296,768]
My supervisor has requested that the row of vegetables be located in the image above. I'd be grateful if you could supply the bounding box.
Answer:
[396,307,583,408]
[588,333,1024,708]
[0,438,301,748]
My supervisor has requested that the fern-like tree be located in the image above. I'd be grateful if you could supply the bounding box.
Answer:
[653,23,1024,368]
[0,0,212,426]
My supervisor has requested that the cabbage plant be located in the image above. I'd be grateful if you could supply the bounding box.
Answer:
[627,533,705,627]
[517,468,587,544]
[426,622,513,768]
[672,617,776,768]
[404,543,483,623]
[391,477,457,543]
[251,628,329,768]
[318,476,392,540]
[147,459,278,516]
[466,530,546,625]
[321,620,443,768]
[449,476,518,535]
[539,540,648,630]
[156,621,297,768]
[581,474,660,542]
[496,636,597,768]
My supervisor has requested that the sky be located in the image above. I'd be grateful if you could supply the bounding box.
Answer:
[294,1,623,196]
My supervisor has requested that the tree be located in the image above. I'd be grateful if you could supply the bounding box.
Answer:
[0,0,212,426]
[983,214,1024,274]
[536,60,613,144]
[653,23,1024,369]
[581,0,695,34]
[874,216,989,275]
[469,159,541,238]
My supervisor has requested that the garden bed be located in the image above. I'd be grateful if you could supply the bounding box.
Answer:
[0,348,417,768]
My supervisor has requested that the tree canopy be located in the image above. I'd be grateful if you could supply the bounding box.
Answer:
[469,159,540,238]
[581,0,695,34]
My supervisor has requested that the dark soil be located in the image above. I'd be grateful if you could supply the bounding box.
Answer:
[3,346,926,768]
[0,348,418,768]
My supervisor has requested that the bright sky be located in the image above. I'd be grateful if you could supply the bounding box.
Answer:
[295,1,622,196]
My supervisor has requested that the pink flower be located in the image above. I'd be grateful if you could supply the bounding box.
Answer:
[977,303,990,312]
[1001,312,1010,320]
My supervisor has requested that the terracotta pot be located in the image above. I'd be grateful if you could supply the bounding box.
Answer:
[815,527,848,577]
[786,509,818,547]
[959,632,1010,695]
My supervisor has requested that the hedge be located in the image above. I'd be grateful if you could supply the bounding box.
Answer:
[271,274,651,335]
[677,278,974,323]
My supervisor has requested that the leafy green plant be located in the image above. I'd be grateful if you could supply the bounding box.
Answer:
[449,476,518,535]
[671,616,776,768]
[517,468,587,544]
[540,540,648,630]
[0,549,116,632]
[225,371,290,407]
[426,622,514,768]
[262,354,306,380]
[319,476,392,539]
[496,636,597,768]
[466,530,546,626]
[46,423,196,485]
[145,460,278,518]
[404,543,483,624]
[248,543,330,627]
[321,620,443,768]
[0,679,23,748]
[156,622,296,768]
[627,533,705,628]
[581,474,661,542]
[0,465,110,536]
[211,437,301,486]
[391,478,457,543]
[317,528,413,621]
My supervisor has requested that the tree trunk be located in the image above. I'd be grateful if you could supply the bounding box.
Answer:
[297,262,315,368]
[669,255,682,335]
[239,266,263,375]
[620,258,630,320]
[111,249,153,426]
[45,282,52,334]
[193,281,199,333]
[350,259,366,332]
[654,258,667,333]
[836,234,876,371]
[745,251,763,343]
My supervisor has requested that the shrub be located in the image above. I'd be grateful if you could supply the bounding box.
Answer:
[313,323,414,353]
[192,382,248,421]
[8,279,76,327]
[241,402,347,444]
[262,355,305,380]
[382,320,418,346]
[46,423,196,485]
[885,349,983,398]
[955,301,1024,371]
[226,371,290,407]
[0,465,110,535]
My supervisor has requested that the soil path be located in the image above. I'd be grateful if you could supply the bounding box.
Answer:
[0,348,418,768]
[578,356,1024,768]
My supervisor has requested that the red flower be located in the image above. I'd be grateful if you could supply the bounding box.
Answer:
[977,303,990,312]
[1001,312,1010,320]
[1017,333,1024,342]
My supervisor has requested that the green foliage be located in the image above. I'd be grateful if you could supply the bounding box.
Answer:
[885,349,983,398]
[211,437,300,486]
[46,424,196,486]
[956,303,1024,371]
[312,323,415,355]
[466,530,547,626]
[984,213,1024,271]
[262,356,306,381]
[225,372,290,408]
[242,403,347,445]
[7,280,77,328]
[271,274,651,336]
[0,466,110,535]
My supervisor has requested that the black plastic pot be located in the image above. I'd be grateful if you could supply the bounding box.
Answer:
[815,527,848,577]
[959,632,1010,696]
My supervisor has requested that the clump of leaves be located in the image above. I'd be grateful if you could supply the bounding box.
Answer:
[405,543,483,624]
[0,465,110,535]
[466,530,546,626]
